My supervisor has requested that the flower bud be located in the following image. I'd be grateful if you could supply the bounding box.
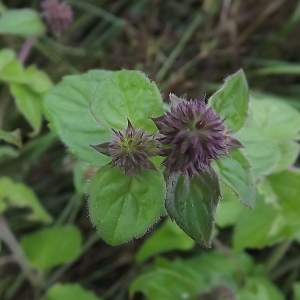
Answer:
[91,120,159,176]
[41,0,73,35]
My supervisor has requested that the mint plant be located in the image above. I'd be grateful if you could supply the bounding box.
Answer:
[44,69,254,246]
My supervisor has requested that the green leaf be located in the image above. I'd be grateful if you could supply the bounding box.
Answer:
[0,177,52,223]
[251,98,300,141]
[166,169,221,247]
[234,170,300,251]
[238,277,284,300]
[0,129,22,147]
[268,170,300,220]
[216,184,242,228]
[0,60,26,83]
[90,70,164,133]
[273,141,300,173]
[44,283,103,300]
[130,260,201,300]
[0,9,45,37]
[0,48,15,71]
[21,226,81,270]
[88,165,165,245]
[208,69,249,132]
[9,83,42,136]
[234,115,281,179]
[44,70,112,166]
[214,149,255,208]
[63,69,112,82]
[293,283,300,300]
[136,219,194,262]
[186,250,253,279]
[25,66,53,93]
[233,194,284,252]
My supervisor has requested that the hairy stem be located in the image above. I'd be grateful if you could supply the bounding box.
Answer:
[18,36,37,64]
[0,215,42,286]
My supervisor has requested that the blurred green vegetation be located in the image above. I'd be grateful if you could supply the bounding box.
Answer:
[1,0,300,299]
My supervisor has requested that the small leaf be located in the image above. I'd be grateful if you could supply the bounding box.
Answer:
[136,219,194,262]
[0,128,22,147]
[44,283,103,300]
[0,9,45,37]
[90,70,164,133]
[9,83,42,136]
[21,226,81,270]
[88,165,165,245]
[166,169,221,247]
[0,177,52,223]
[214,149,255,208]
[208,69,249,132]
[44,71,112,166]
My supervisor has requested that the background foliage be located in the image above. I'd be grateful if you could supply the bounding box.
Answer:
[1,0,300,299]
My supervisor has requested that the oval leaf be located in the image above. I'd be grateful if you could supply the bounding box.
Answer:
[0,9,45,37]
[90,70,164,133]
[136,219,194,262]
[213,149,255,208]
[88,165,165,245]
[21,226,82,270]
[166,169,221,247]
[44,70,112,166]
[9,83,43,136]
[208,69,249,132]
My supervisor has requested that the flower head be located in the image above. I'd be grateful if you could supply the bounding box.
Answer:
[153,94,236,178]
[41,0,73,35]
[91,120,159,176]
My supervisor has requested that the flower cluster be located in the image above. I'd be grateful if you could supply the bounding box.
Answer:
[91,120,159,176]
[91,94,241,178]
[153,94,234,178]
[41,0,73,35]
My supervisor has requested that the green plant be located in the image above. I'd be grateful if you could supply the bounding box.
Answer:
[43,68,254,247]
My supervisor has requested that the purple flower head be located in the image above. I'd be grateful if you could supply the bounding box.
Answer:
[41,0,73,35]
[91,120,159,176]
[153,94,236,178]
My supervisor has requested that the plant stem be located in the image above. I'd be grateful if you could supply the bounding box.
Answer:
[264,240,292,275]
[18,36,37,64]
[0,215,42,286]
